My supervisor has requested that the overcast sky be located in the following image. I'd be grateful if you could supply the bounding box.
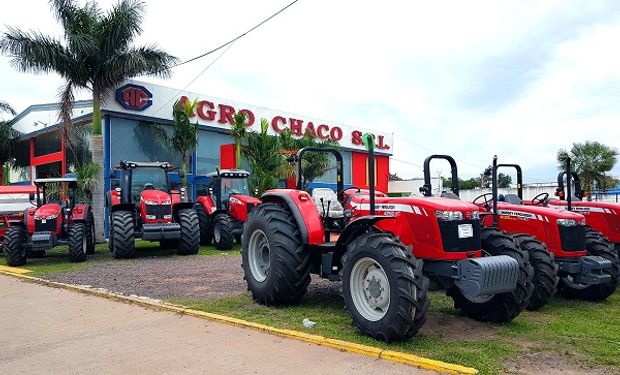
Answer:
[1,0,619,183]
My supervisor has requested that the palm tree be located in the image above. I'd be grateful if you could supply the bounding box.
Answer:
[0,100,19,184]
[230,112,248,169]
[0,100,16,116]
[171,99,199,187]
[558,141,619,191]
[243,118,286,195]
[279,130,338,189]
[0,0,178,240]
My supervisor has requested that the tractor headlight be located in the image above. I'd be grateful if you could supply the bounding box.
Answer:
[557,218,578,227]
[35,214,58,220]
[435,210,464,221]
[470,211,480,220]
[145,200,157,205]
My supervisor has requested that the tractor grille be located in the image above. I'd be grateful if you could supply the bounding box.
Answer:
[438,219,481,252]
[246,203,257,215]
[145,204,171,219]
[35,217,57,232]
[558,224,585,251]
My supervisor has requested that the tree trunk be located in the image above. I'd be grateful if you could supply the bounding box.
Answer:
[182,153,188,187]
[235,140,241,169]
[91,94,105,242]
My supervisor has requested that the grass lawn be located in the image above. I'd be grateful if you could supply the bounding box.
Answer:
[0,240,239,275]
[170,290,620,375]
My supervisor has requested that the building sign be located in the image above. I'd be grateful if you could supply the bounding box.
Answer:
[115,84,153,111]
[107,80,393,154]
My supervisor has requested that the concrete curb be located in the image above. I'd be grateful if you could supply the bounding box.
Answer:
[0,270,478,375]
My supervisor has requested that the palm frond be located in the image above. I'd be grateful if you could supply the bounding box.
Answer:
[98,0,145,54]
[0,101,16,116]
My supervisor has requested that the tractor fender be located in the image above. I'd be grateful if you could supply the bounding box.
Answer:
[110,203,135,214]
[172,202,194,219]
[335,216,395,251]
[195,195,216,215]
[71,204,91,221]
[262,190,324,245]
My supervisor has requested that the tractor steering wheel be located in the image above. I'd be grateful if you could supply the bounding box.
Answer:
[531,192,549,206]
[338,186,361,203]
[473,193,493,210]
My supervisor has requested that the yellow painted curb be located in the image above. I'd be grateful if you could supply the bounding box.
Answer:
[0,270,478,375]
[0,265,32,274]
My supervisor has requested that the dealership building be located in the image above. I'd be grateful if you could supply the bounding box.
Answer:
[6,80,394,231]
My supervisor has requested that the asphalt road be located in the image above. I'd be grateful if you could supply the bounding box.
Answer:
[0,275,435,375]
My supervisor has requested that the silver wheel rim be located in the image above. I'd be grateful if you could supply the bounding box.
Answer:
[214,223,221,243]
[350,257,390,322]
[248,229,270,282]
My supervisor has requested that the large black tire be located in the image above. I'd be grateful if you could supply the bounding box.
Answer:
[85,210,96,254]
[448,228,534,323]
[177,209,200,255]
[213,213,234,250]
[195,204,213,245]
[68,223,87,263]
[110,211,135,259]
[341,231,429,342]
[241,203,311,305]
[512,233,559,311]
[558,228,619,301]
[3,226,26,267]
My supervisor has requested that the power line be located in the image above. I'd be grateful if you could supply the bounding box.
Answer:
[169,0,300,70]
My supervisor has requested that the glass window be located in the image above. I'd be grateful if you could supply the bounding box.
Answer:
[307,151,352,184]
[66,123,93,168]
[110,119,184,171]
[35,161,62,179]
[34,130,61,156]
[196,130,233,175]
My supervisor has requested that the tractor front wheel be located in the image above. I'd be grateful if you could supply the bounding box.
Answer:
[242,203,311,305]
[213,213,234,250]
[448,228,534,322]
[177,209,200,255]
[68,223,87,263]
[85,210,96,254]
[512,233,558,310]
[3,226,26,267]
[111,211,135,259]
[559,228,619,301]
[341,231,429,342]
[195,204,213,245]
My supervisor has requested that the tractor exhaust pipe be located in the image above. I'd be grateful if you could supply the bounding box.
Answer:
[566,158,572,211]
[492,155,498,227]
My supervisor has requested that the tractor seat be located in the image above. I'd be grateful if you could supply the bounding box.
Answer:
[311,188,344,218]
[503,193,522,205]
[440,191,460,200]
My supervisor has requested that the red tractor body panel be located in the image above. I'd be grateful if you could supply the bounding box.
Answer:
[71,204,90,221]
[31,203,63,235]
[480,201,587,258]
[139,190,173,224]
[349,195,483,260]
[195,195,216,214]
[544,199,620,244]
[229,194,261,222]
[263,189,325,245]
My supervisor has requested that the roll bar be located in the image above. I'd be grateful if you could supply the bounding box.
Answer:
[294,147,344,196]
[556,157,583,210]
[420,155,459,197]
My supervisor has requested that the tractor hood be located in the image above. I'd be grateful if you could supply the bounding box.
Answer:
[141,190,171,205]
[34,203,61,219]
[497,202,584,220]
[229,194,261,205]
[400,196,480,212]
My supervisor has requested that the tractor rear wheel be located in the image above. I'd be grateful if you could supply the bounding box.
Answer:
[195,204,213,245]
[111,211,135,259]
[3,226,26,267]
[85,210,96,254]
[512,233,558,310]
[213,213,234,250]
[242,203,311,305]
[68,223,87,263]
[448,228,534,322]
[341,231,429,342]
[177,209,200,255]
[559,228,619,301]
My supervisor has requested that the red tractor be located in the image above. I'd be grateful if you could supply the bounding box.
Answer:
[478,155,618,302]
[194,169,261,250]
[242,141,429,342]
[106,161,199,258]
[3,177,95,266]
[348,154,534,323]
[0,185,37,253]
[543,157,620,252]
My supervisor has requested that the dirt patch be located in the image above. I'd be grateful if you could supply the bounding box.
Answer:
[506,351,619,375]
[419,311,500,340]
[43,253,343,301]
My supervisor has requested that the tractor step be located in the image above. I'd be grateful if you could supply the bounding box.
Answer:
[141,223,181,241]
[557,255,613,285]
